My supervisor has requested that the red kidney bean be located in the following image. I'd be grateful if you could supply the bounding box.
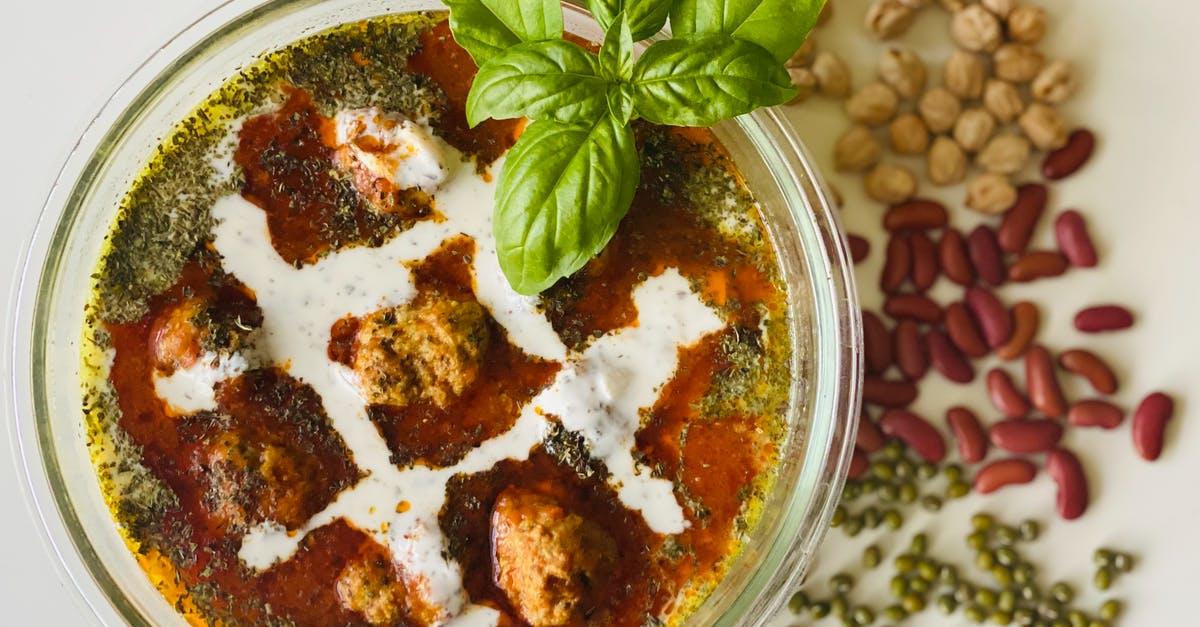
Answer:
[967,225,1006,286]
[909,232,939,292]
[863,377,918,407]
[848,233,870,264]
[938,228,975,286]
[856,411,887,453]
[880,236,912,293]
[1043,129,1096,180]
[884,199,948,232]
[884,294,943,323]
[945,302,989,358]
[995,301,1039,361]
[893,319,927,380]
[997,183,1048,253]
[1046,448,1089,520]
[1025,345,1067,418]
[862,310,893,375]
[1133,392,1175,461]
[1054,210,1098,268]
[965,287,1013,348]
[974,458,1038,495]
[987,368,1031,418]
[1007,251,1069,282]
[1068,399,1125,429]
[1058,349,1118,395]
[880,409,946,462]
[926,328,975,384]
[990,419,1063,453]
[946,407,988,463]
[849,448,869,479]
[1074,305,1134,333]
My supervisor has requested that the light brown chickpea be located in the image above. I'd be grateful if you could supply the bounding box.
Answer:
[945,49,987,99]
[918,87,962,134]
[889,114,931,155]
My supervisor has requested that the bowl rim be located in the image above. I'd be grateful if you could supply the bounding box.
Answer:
[9,1,863,625]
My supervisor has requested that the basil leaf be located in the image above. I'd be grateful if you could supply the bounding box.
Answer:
[495,117,640,295]
[587,0,674,41]
[444,0,565,65]
[599,12,634,81]
[631,34,797,126]
[466,41,609,126]
[607,83,634,123]
[670,0,825,63]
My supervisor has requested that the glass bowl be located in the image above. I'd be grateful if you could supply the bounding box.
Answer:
[10,0,862,625]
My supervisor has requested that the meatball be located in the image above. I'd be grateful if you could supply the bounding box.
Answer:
[151,295,261,373]
[352,298,489,408]
[336,552,408,626]
[151,297,205,372]
[491,488,616,627]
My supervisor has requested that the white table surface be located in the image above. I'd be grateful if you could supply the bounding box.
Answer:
[1,1,1196,625]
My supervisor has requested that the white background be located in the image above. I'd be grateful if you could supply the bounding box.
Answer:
[1,1,1197,625]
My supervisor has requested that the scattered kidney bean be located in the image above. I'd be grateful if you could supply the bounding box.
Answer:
[927,328,975,384]
[1046,448,1089,520]
[1132,392,1175,461]
[1054,210,1098,268]
[1068,399,1125,429]
[885,294,944,323]
[967,224,1007,286]
[938,228,976,286]
[848,233,870,264]
[946,406,988,463]
[975,458,1038,494]
[1026,345,1068,418]
[966,287,1013,348]
[856,411,887,453]
[884,198,949,232]
[909,232,939,292]
[945,302,989,358]
[995,301,1039,361]
[990,419,1064,453]
[894,319,928,380]
[1007,250,1069,282]
[998,183,1048,253]
[862,310,893,375]
[880,409,947,463]
[849,448,869,479]
[881,235,912,293]
[1074,305,1134,333]
[987,368,1031,418]
[1043,128,1095,180]
[1058,349,1118,394]
[863,376,918,407]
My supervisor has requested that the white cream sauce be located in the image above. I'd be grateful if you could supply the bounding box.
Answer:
[194,123,726,623]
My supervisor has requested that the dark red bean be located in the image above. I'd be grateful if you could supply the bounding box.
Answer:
[997,183,1048,253]
[893,319,927,380]
[849,448,869,479]
[926,328,975,384]
[884,199,949,232]
[881,236,912,293]
[938,228,975,286]
[1043,129,1095,180]
[884,294,943,323]
[1133,392,1175,461]
[848,233,870,264]
[1054,210,1098,268]
[862,310,893,375]
[880,409,946,462]
[965,287,1013,348]
[1007,251,1068,282]
[995,301,1039,361]
[1074,305,1134,333]
[987,368,1031,418]
[967,225,1006,286]
[990,418,1063,453]
[946,406,987,463]
[863,377,918,407]
[1058,349,1118,395]
[944,302,989,359]
[1046,448,1089,520]
[975,458,1038,494]
[1025,345,1067,418]
[909,232,939,292]
[856,411,887,453]
[1067,399,1125,430]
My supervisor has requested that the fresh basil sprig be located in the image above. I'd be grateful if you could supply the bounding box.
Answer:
[445,0,826,294]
